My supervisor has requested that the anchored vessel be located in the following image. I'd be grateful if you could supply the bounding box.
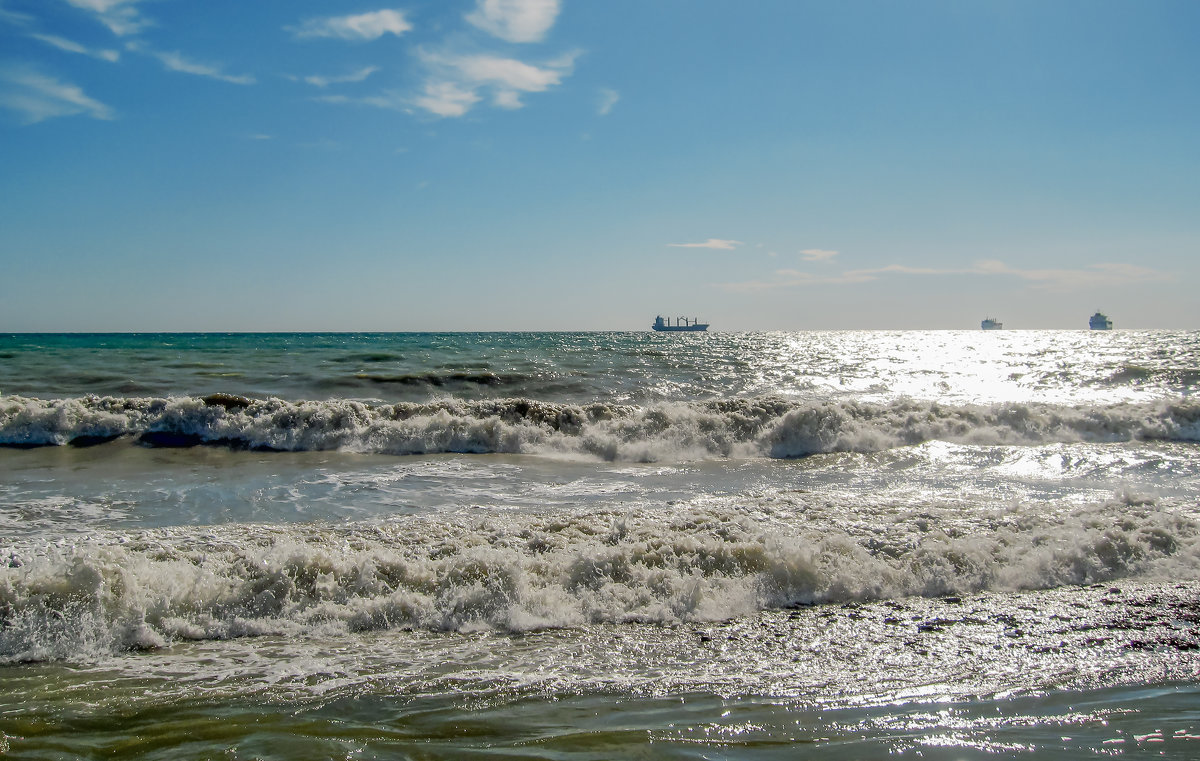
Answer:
[652,315,709,332]
[981,317,1003,330]
[1089,312,1113,330]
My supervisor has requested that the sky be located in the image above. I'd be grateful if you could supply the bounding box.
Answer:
[0,0,1197,332]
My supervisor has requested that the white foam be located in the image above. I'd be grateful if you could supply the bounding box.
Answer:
[3,395,1198,461]
[2,494,1196,662]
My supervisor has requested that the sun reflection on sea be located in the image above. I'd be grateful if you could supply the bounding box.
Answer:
[727,330,1166,406]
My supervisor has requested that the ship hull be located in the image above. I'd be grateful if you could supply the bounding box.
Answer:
[652,325,708,332]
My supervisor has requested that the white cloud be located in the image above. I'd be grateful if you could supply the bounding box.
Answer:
[597,87,619,116]
[307,7,573,118]
[453,54,563,90]
[799,248,838,262]
[668,239,744,250]
[304,66,380,88]
[30,33,120,61]
[0,65,114,123]
[466,0,560,43]
[413,81,480,117]
[63,0,151,36]
[140,47,255,85]
[414,50,575,116]
[292,10,412,41]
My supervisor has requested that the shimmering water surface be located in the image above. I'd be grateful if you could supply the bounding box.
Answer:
[2,331,1198,758]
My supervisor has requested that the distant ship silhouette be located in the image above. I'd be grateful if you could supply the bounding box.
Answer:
[652,315,708,332]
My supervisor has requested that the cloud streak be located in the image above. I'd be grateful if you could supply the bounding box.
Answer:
[799,248,838,262]
[0,65,114,123]
[303,66,380,88]
[63,0,151,36]
[466,0,561,43]
[31,33,120,61]
[668,239,744,250]
[597,87,619,115]
[291,10,412,41]
[722,259,1168,292]
[970,259,1165,289]
[0,4,35,26]
[136,46,255,85]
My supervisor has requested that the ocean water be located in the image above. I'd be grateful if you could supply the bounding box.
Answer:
[1,330,1199,759]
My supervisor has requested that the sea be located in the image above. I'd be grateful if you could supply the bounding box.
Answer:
[1,330,1198,759]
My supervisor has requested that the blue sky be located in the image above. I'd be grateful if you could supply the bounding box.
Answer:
[1,0,1197,331]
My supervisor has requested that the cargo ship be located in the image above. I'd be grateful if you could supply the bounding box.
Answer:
[981,317,1003,330]
[1089,312,1113,330]
[652,315,709,332]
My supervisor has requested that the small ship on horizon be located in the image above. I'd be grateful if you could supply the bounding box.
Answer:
[652,315,709,332]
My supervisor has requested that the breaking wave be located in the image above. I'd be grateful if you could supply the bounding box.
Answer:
[2,394,1199,460]
[2,495,1197,662]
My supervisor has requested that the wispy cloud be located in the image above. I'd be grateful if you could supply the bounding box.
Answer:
[722,259,1168,292]
[291,9,412,41]
[134,45,255,85]
[0,64,114,123]
[413,50,576,115]
[30,32,120,62]
[970,259,1165,290]
[314,85,469,117]
[799,248,838,262]
[0,3,35,26]
[597,87,619,115]
[668,238,744,250]
[305,4,572,118]
[303,66,380,88]
[466,0,561,43]
[63,0,151,36]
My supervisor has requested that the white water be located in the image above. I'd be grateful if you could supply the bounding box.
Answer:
[4,394,1199,458]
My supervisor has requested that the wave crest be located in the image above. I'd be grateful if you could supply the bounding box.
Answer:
[2,497,1196,661]
[2,394,1198,460]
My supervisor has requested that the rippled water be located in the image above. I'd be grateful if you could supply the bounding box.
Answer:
[2,330,1197,404]
[1,331,1198,758]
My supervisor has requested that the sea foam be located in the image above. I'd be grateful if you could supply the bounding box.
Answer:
[2,494,1197,662]
[1,394,1198,461]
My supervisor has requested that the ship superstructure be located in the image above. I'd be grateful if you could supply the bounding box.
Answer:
[652,315,709,332]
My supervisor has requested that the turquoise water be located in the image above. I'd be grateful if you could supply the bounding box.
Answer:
[2,331,1199,757]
